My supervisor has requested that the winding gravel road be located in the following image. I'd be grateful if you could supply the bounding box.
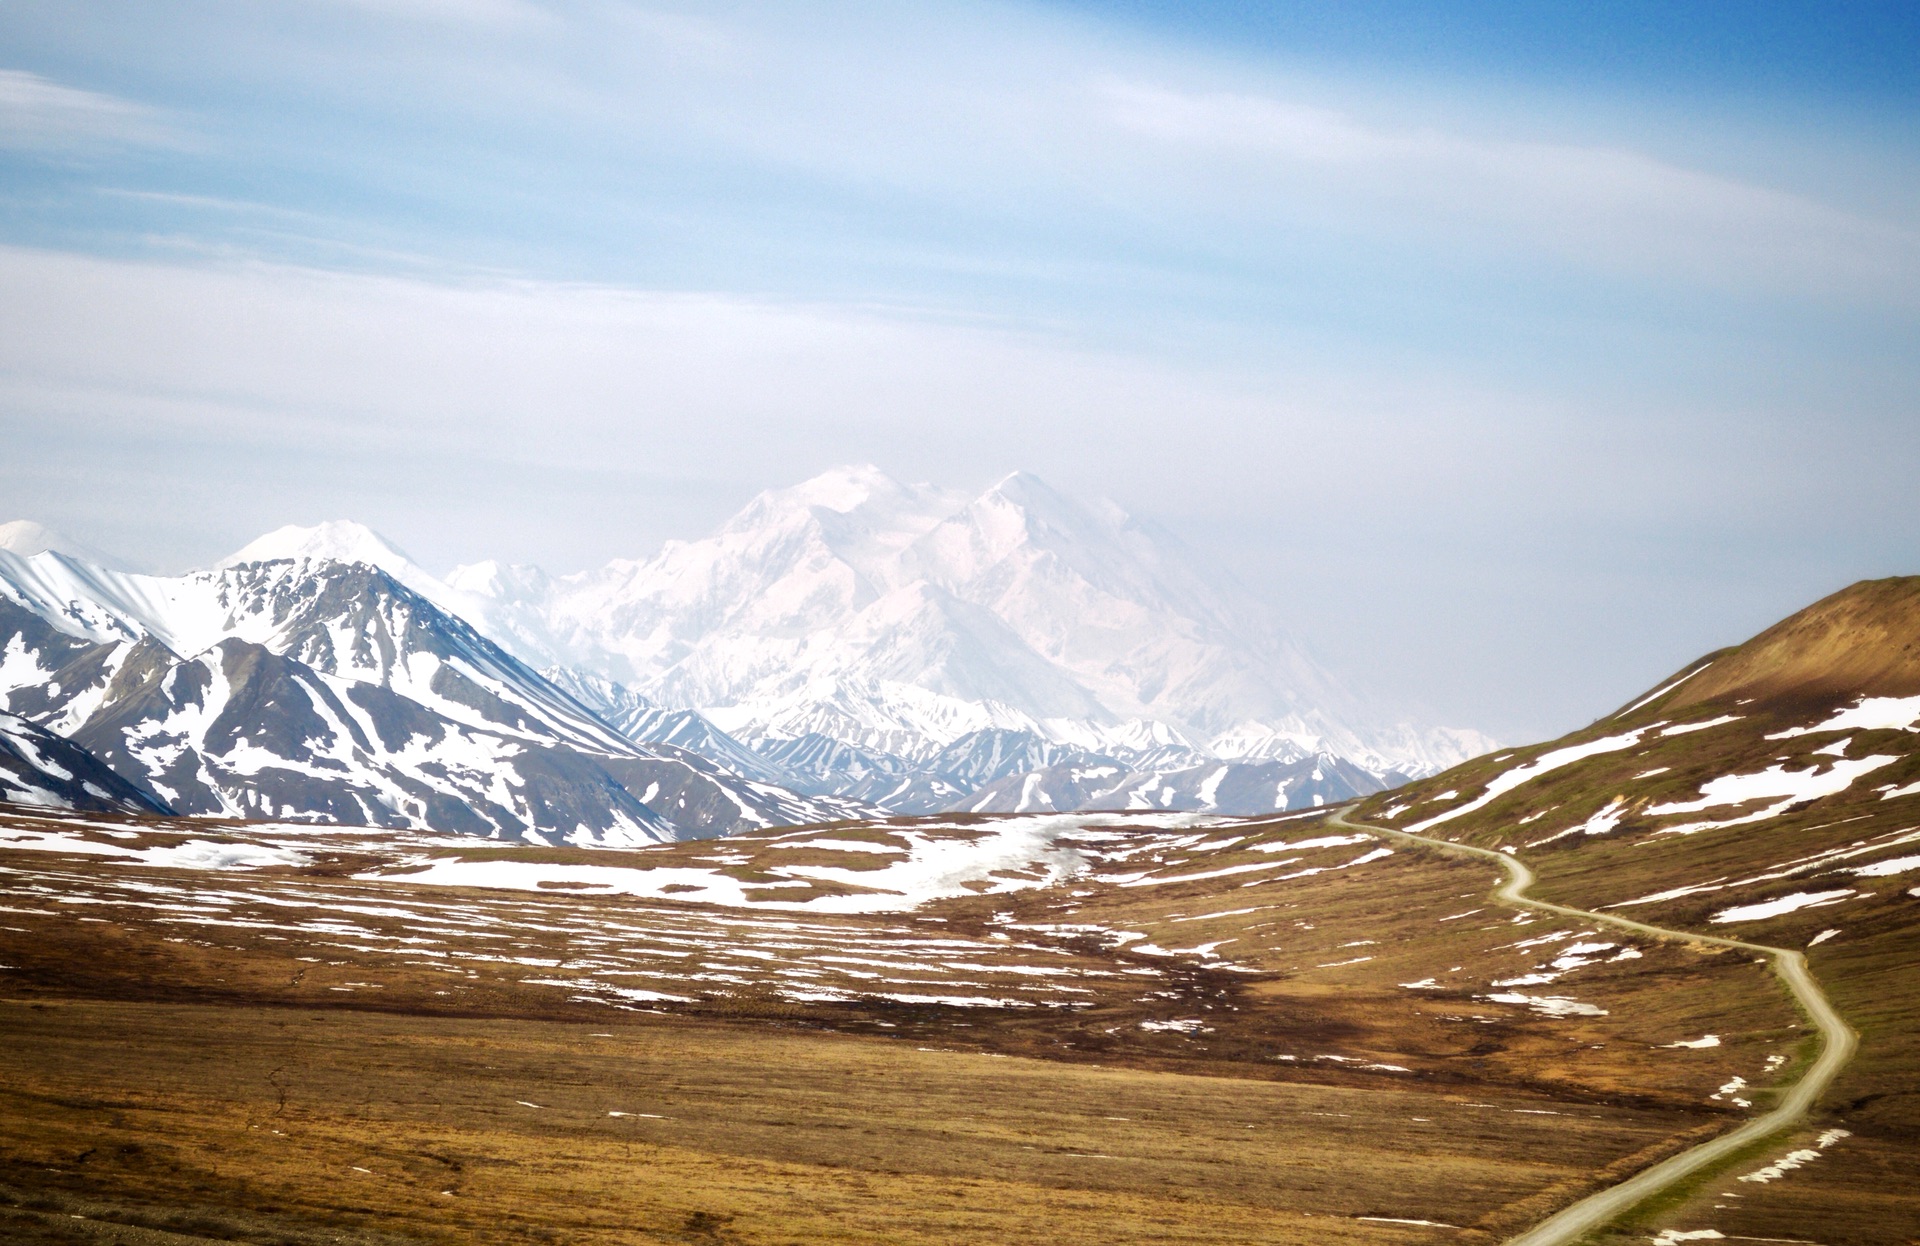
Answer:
[1326,809,1857,1246]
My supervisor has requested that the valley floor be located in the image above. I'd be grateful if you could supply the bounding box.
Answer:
[0,998,1694,1246]
[0,804,1859,1244]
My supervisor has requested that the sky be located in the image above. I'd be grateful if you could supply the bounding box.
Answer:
[1,0,1917,742]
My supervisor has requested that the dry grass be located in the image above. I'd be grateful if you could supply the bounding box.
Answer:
[0,804,1810,1244]
[1352,621,1920,1245]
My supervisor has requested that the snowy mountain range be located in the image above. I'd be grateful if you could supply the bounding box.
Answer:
[0,467,1493,833]
[0,545,866,842]
[437,466,1489,768]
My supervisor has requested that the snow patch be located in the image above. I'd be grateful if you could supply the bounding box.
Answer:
[1485,993,1607,1017]
[1769,694,1920,739]
[1406,729,1649,834]
[1708,890,1855,924]
[1648,755,1899,836]
[1659,716,1741,737]
[1737,1128,1851,1184]
[1138,1018,1211,1033]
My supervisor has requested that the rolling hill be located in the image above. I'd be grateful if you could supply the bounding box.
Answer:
[1352,575,1920,1243]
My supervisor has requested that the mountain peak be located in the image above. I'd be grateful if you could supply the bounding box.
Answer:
[776,464,912,514]
[980,469,1056,502]
[219,521,417,576]
[0,520,127,570]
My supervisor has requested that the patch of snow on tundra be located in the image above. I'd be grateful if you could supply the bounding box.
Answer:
[141,840,308,870]
[1850,854,1920,877]
[1406,729,1649,834]
[767,838,910,855]
[365,813,1176,913]
[1769,694,1920,739]
[1485,992,1607,1017]
[1648,755,1899,835]
[1709,889,1855,923]
[1250,833,1371,853]
[1659,716,1742,737]
[1527,796,1629,847]
[1737,1128,1851,1183]
[0,825,306,870]
[1619,663,1710,715]
[1138,1018,1211,1033]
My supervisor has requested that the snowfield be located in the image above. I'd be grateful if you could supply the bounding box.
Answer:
[1647,755,1900,837]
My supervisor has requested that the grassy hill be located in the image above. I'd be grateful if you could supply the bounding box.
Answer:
[1355,576,1920,1243]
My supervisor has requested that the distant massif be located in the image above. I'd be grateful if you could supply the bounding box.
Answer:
[0,467,1491,842]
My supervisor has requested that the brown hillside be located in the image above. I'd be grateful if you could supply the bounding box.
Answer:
[1666,575,1920,710]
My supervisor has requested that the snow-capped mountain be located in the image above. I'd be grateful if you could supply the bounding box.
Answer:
[0,468,1493,829]
[444,465,1493,784]
[0,520,129,571]
[0,546,867,840]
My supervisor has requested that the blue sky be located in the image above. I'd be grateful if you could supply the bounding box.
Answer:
[1,1,1917,740]
[1058,2,1920,104]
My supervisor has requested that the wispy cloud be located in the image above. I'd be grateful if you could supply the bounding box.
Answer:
[0,68,175,152]
[1100,79,1920,303]
[319,0,551,26]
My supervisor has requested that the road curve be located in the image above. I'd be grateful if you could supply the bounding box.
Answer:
[1326,809,1857,1246]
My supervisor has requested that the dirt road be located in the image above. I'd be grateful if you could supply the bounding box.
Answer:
[1328,809,1857,1246]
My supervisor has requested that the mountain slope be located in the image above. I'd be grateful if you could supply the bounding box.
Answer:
[1360,576,1920,861]
[1352,575,1920,1245]
[1658,577,1920,710]
[0,547,867,842]
[0,710,167,814]
[0,520,130,570]
[959,750,1390,815]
